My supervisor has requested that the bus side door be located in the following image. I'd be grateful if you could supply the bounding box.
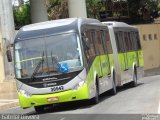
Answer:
[95,30,111,92]
[115,31,128,71]
[131,31,140,67]
[135,32,144,67]
[100,30,111,77]
[123,31,137,80]
[91,31,103,78]
[122,32,130,71]
[95,30,106,78]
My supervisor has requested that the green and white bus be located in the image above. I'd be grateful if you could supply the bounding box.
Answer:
[11,18,143,112]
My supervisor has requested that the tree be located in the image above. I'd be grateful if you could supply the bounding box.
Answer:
[86,0,105,19]
[128,0,160,24]
[45,0,68,20]
[86,0,160,24]
[13,2,31,29]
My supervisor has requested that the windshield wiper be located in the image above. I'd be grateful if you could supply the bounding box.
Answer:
[31,51,44,81]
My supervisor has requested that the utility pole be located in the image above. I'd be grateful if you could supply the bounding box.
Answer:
[30,0,48,23]
[68,0,87,18]
[0,0,15,81]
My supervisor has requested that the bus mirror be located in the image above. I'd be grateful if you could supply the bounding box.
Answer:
[6,49,12,62]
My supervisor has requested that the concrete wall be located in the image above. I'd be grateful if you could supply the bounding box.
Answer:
[0,33,5,82]
[0,0,15,81]
[136,24,160,70]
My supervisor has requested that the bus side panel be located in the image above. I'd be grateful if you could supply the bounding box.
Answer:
[117,53,125,71]
[108,54,114,70]
[86,56,103,98]
[127,51,137,68]
[100,55,111,77]
[138,50,144,67]
[86,55,114,98]
[136,50,144,79]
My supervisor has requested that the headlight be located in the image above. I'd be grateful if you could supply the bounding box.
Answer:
[19,89,32,98]
[72,80,85,90]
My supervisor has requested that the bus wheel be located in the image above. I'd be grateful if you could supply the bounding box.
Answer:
[92,80,99,104]
[131,69,137,87]
[111,73,117,95]
[34,105,45,113]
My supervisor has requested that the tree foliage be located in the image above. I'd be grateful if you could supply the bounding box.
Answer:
[86,0,105,19]
[86,0,160,24]
[13,0,160,26]
[45,0,68,20]
[13,2,31,29]
[128,0,160,24]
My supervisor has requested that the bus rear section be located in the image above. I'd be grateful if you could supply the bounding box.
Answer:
[103,22,144,86]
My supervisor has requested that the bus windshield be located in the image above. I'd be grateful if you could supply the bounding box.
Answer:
[14,33,83,79]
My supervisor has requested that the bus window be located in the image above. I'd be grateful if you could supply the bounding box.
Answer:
[115,32,120,53]
[135,32,141,50]
[97,31,105,55]
[124,32,133,52]
[115,32,124,53]
[100,31,107,54]
[84,31,96,64]
[128,32,134,51]
[131,31,137,51]
[91,31,99,55]
[106,31,113,54]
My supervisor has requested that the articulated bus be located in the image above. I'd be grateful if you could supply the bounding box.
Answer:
[10,18,143,112]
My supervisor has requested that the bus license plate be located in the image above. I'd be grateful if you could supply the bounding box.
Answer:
[47,97,59,102]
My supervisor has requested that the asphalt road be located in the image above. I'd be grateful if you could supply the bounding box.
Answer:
[1,75,160,120]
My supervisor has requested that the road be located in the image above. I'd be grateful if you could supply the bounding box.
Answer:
[1,75,160,120]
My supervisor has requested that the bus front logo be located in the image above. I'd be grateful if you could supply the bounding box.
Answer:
[51,86,64,92]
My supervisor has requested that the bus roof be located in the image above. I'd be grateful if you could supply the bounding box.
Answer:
[15,18,102,41]
[22,18,101,32]
[102,21,136,29]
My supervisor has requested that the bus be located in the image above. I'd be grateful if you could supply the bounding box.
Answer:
[102,21,144,86]
[8,18,143,112]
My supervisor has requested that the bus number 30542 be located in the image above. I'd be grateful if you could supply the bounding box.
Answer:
[50,86,64,92]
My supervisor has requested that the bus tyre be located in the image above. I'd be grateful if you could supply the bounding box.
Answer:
[34,106,45,113]
[131,70,137,87]
[92,81,99,104]
[111,73,117,95]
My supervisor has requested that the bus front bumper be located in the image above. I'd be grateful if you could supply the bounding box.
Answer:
[18,83,89,109]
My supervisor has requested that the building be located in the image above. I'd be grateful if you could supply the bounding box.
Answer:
[136,23,160,70]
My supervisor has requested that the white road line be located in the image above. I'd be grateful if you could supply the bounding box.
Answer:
[158,100,160,114]
[59,117,65,120]
[7,106,20,110]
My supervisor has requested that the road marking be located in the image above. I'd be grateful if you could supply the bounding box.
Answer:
[158,100,160,114]
[7,106,20,110]
[60,117,65,120]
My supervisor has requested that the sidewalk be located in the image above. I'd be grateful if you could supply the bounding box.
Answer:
[0,81,19,112]
[0,99,19,112]
[144,67,160,77]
